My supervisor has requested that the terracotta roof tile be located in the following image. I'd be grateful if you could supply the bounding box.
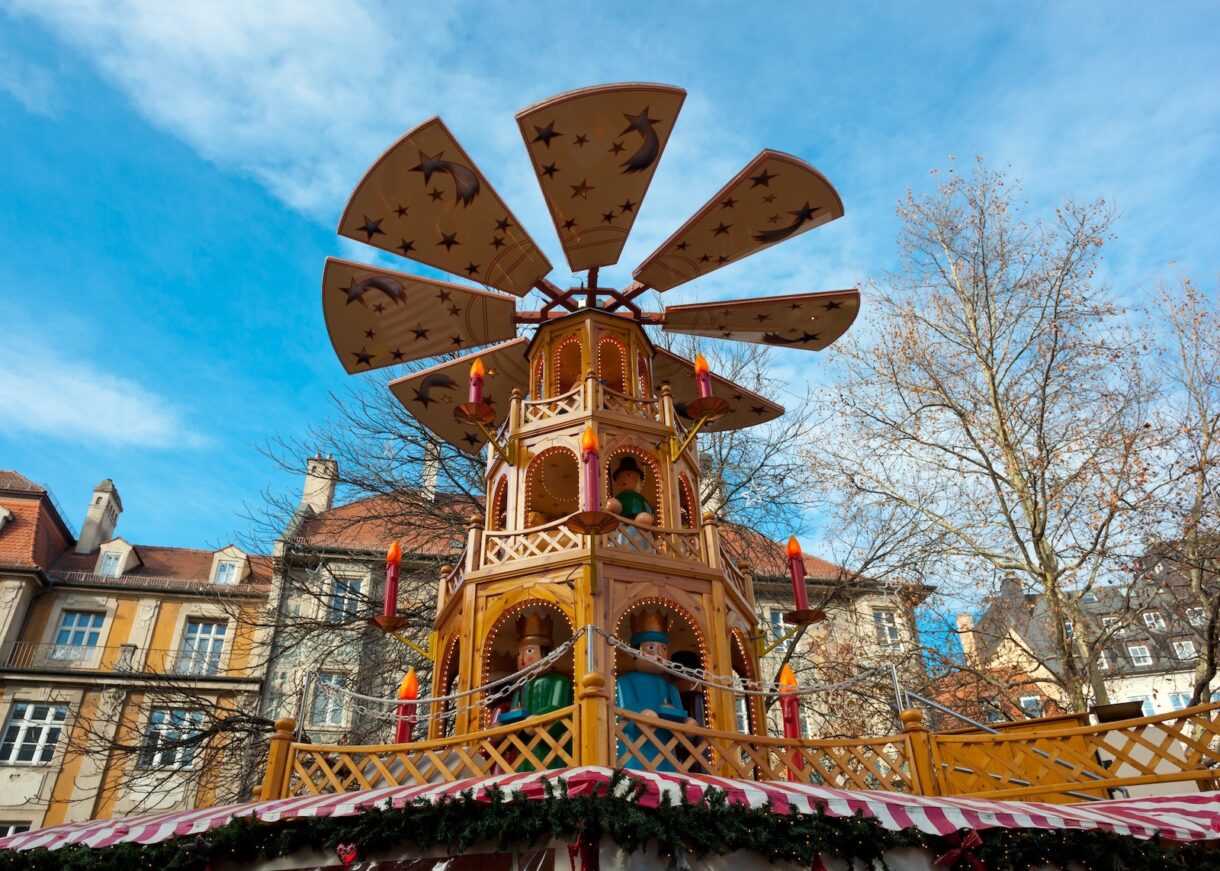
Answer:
[294,491,475,557]
[0,491,72,571]
[52,545,272,586]
[0,470,45,493]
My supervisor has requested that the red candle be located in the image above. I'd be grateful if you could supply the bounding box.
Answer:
[383,540,402,618]
[778,663,803,781]
[787,536,809,612]
[581,426,600,512]
[693,353,712,399]
[394,667,419,743]
[468,358,485,404]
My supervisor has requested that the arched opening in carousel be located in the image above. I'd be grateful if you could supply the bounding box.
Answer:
[482,602,575,770]
[431,637,461,739]
[523,447,579,525]
[489,476,509,530]
[605,446,662,528]
[530,354,545,400]
[731,629,760,735]
[553,334,582,395]
[636,349,652,397]
[677,472,697,528]
[614,601,708,772]
[597,335,628,394]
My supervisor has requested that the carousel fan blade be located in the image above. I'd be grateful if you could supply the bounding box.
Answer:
[633,150,844,292]
[388,339,530,453]
[323,257,518,374]
[516,82,686,273]
[653,348,783,431]
[338,117,551,297]
[663,289,860,352]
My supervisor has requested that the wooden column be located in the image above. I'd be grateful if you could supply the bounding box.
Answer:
[260,717,297,800]
[900,708,939,796]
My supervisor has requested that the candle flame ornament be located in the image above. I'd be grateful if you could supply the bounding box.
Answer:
[581,425,599,455]
[384,540,402,618]
[693,353,712,399]
[468,358,485,404]
[778,662,798,692]
[777,663,803,780]
[394,666,419,743]
[787,536,809,612]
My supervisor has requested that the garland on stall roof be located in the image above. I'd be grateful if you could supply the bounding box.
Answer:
[2,774,1219,871]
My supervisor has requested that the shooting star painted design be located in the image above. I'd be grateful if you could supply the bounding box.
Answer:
[411,151,481,207]
[752,203,820,245]
[620,108,662,174]
[762,332,821,345]
[412,373,458,408]
[341,276,408,307]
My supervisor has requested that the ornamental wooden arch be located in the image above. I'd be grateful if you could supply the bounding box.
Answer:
[553,333,582,394]
[636,349,652,398]
[677,472,696,528]
[432,635,461,738]
[597,335,628,393]
[614,596,712,728]
[731,629,763,736]
[490,476,509,530]
[524,446,579,523]
[480,597,575,726]
[531,354,545,399]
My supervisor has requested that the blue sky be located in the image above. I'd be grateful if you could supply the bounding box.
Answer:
[1,2,1218,552]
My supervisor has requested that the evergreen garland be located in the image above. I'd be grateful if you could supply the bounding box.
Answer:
[1,774,1216,871]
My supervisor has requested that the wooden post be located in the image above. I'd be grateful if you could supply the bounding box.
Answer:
[658,384,675,428]
[585,368,599,412]
[703,510,721,570]
[510,387,524,432]
[260,716,296,800]
[465,514,483,574]
[899,708,938,796]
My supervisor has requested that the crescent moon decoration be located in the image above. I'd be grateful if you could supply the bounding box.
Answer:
[620,107,662,174]
[324,83,859,455]
[410,150,481,207]
[414,374,458,408]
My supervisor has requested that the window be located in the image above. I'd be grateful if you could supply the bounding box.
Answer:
[139,709,203,768]
[873,609,901,649]
[177,621,227,676]
[1187,608,1206,626]
[50,611,104,661]
[311,674,347,726]
[0,823,30,837]
[214,560,239,584]
[1127,644,1153,667]
[1102,616,1125,636]
[1127,695,1155,717]
[1063,620,1073,640]
[1142,611,1167,631]
[1170,692,1193,710]
[1173,639,1197,660]
[1081,591,1098,603]
[98,552,122,577]
[329,578,363,620]
[0,703,68,764]
[1096,651,1110,671]
[1019,694,1043,718]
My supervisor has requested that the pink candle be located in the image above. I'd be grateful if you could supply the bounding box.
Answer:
[468,358,485,404]
[786,536,809,612]
[694,353,712,399]
[581,427,600,512]
[383,540,402,618]
[778,664,803,781]
[394,667,418,743]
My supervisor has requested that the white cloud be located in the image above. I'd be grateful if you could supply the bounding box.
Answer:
[0,48,57,116]
[0,339,210,448]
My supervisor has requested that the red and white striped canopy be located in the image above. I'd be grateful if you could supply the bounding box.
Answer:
[4,767,1220,853]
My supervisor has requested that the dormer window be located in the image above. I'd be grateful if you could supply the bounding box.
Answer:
[99,552,122,577]
[214,560,239,585]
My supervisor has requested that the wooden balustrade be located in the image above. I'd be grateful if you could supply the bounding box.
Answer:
[599,521,703,562]
[263,702,1220,802]
[282,706,580,797]
[598,386,660,421]
[613,708,918,790]
[522,387,584,424]
[483,519,584,566]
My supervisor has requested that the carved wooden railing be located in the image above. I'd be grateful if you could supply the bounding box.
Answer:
[483,519,584,566]
[927,701,1220,801]
[282,706,579,797]
[600,521,704,563]
[614,708,917,791]
[522,387,583,424]
[599,386,660,421]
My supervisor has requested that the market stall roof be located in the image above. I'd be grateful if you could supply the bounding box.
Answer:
[4,766,1219,853]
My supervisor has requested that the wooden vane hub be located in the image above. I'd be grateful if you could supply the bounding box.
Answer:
[784,608,826,626]
[454,401,496,426]
[685,395,731,422]
[565,510,621,535]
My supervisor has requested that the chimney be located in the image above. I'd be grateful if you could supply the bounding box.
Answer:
[76,479,122,553]
[421,441,440,503]
[957,613,978,665]
[302,455,338,513]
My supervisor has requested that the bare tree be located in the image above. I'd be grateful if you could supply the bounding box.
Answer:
[805,160,1158,712]
[1144,276,1220,704]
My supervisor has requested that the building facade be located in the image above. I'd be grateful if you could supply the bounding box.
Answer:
[0,471,269,832]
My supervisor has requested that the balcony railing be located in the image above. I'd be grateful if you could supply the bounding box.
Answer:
[1,641,254,679]
[48,570,270,596]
